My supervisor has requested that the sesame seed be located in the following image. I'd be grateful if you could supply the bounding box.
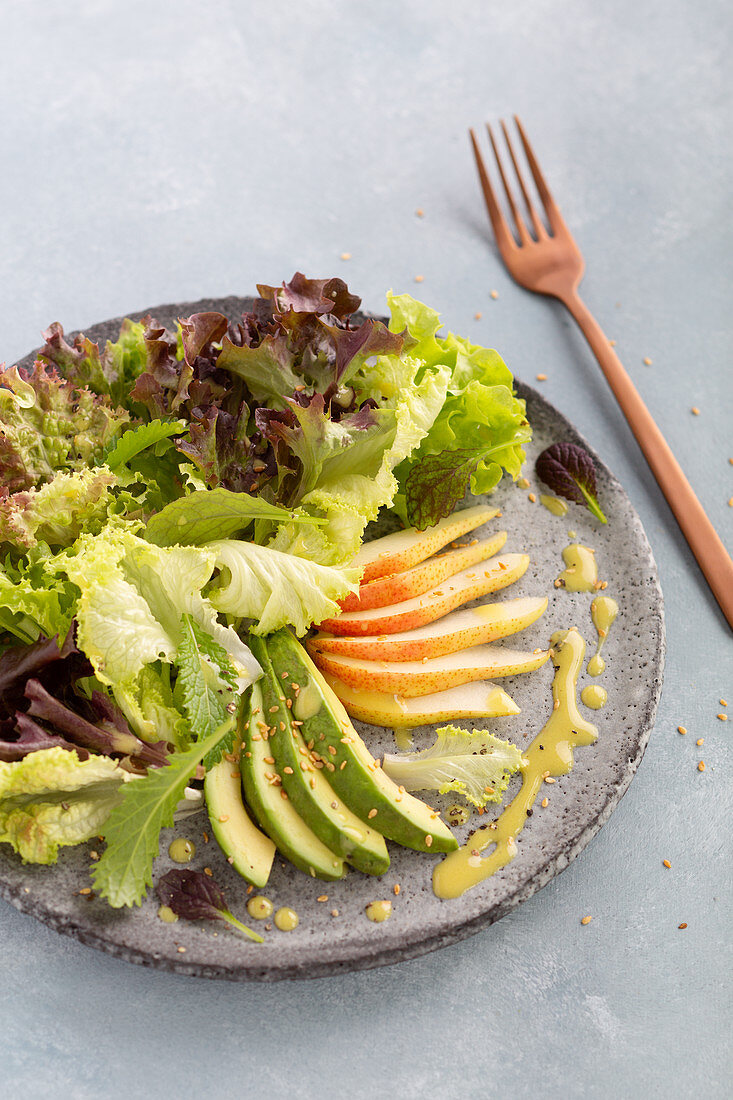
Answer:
[283,766,293,774]
[609,339,616,346]
[691,406,700,415]
[536,373,547,381]
[177,946,186,953]
[718,713,728,721]
[317,895,328,902]
[203,867,213,877]
[528,492,536,503]
[264,756,275,765]
[414,274,424,283]
[425,835,433,847]
[340,252,351,260]
[393,884,401,895]
[490,289,498,299]
[203,831,209,843]
[678,923,687,930]
[330,908,339,917]
[90,850,99,861]
[281,789,289,799]
[416,208,424,217]
[474,312,483,320]
[519,477,530,489]
[697,761,705,772]
[720,699,728,706]
[541,797,549,808]
[340,760,347,769]
[677,725,687,735]
[643,357,652,365]
[268,705,278,713]
[78,887,92,895]
[247,884,254,894]
[545,776,556,784]
[696,738,704,746]
[218,814,229,823]
[580,915,593,925]
[663,859,671,868]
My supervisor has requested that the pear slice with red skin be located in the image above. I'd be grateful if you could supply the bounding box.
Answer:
[352,504,499,585]
[321,673,520,728]
[318,553,529,636]
[312,643,550,698]
[338,531,507,613]
[309,596,548,661]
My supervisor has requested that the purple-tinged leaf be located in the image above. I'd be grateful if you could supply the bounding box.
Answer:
[179,313,228,365]
[405,448,483,529]
[535,442,607,524]
[24,680,170,767]
[0,631,77,720]
[0,713,88,762]
[156,869,263,942]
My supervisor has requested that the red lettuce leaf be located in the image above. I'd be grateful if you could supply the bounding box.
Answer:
[535,442,607,524]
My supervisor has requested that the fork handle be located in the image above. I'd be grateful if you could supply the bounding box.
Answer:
[562,291,733,630]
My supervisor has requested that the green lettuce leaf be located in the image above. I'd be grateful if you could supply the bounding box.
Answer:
[38,318,149,408]
[0,554,75,644]
[270,359,450,564]
[110,665,190,751]
[104,419,188,471]
[386,295,530,526]
[382,724,524,808]
[92,716,234,907]
[0,747,128,864]
[52,526,260,689]
[207,539,358,636]
[144,487,324,548]
[174,614,238,768]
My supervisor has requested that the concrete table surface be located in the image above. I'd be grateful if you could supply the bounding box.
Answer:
[0,1,730,1096]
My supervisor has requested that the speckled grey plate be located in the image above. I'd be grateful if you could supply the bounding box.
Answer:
[0,297,665,981]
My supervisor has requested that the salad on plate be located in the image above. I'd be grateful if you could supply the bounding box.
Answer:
[1,272,595,938]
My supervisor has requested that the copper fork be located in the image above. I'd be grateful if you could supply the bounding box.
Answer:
[470,117,733,630]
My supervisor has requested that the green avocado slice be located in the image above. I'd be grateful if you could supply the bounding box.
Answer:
[240,682,345,882]
[265,631,458,854]
[250,636,390,877]
[204,755,276,887]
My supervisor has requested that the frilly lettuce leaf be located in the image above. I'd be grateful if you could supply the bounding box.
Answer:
[382,724,524,809]
[0,467,120,553]
[0,360,130,492]
[111,665,189,751]
[386,294,530,526]
[207,539,358,636]
[143,487,323,548]
[269,360,450,564]
[51,526,260,689]
[39,317,149,408]
[0,747,128,864]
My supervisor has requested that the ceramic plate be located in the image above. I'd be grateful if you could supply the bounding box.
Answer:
[0,297,665,981]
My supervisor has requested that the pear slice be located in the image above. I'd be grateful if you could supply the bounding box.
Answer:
[352,504,499,584]
[310,596,548,661]
[319,553,529,636]
[313,643,550,698]
[321,673,520,728]
[339,532,507,613]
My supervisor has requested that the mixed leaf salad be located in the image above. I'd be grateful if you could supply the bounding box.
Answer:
[0,273,531,911]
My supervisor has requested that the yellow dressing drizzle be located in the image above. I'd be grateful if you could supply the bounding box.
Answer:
[274,906,299,931]
[365,899,393,922]
[394,728,414,752]
[432,628,597,900]
[168,838,195,864]
[581,685,607,710]
[246,895,274,920]
[556,545,598,592]
[157,905,179,923]
[540,494,569,517]
[587,596,618,676]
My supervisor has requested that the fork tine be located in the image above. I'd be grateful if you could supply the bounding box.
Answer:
[486,123,532,245]
[469,128,517,255]
[513,115,565,234]
[499,119,547,240]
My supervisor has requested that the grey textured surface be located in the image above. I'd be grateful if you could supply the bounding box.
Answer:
[2,298,665,978]
[0,0,731,1096]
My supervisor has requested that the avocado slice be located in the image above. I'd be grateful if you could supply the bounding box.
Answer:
[250,636,390,877]
[204,755,276,888]
[265,630,458,855]
[240,682,345,882]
